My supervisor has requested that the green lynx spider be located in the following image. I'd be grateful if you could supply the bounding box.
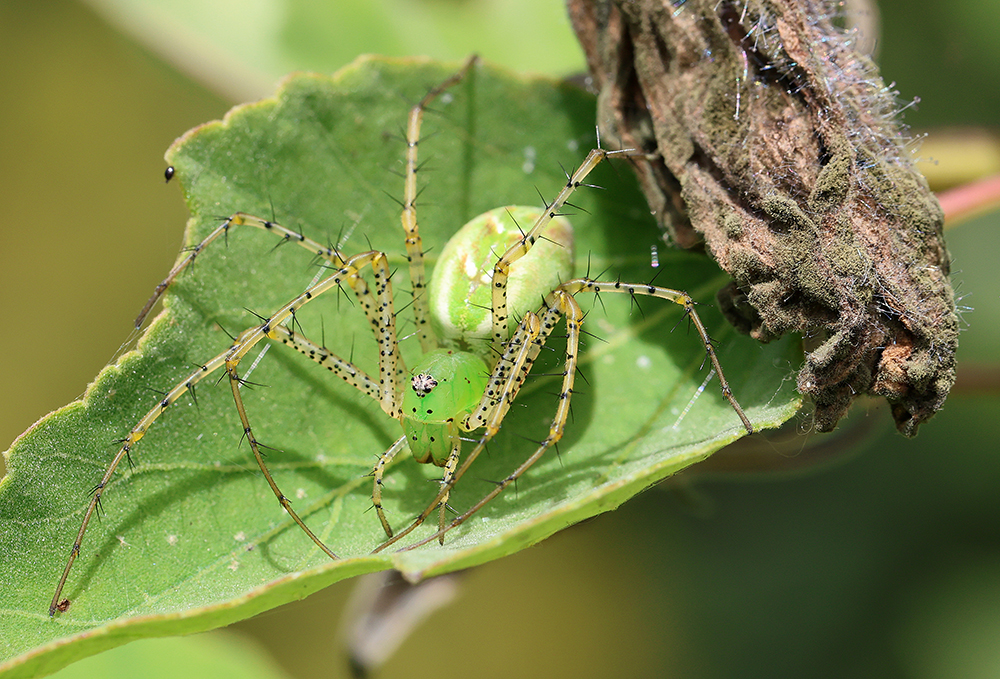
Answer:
[49,57,752,615]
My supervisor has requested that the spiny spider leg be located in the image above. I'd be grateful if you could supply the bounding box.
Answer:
[371,435,409,537]
[135,212,383,335]
[489,146,636,355]
[401,55,479,353]
[271,324,381,403]
[465,312,544,432]
[227,360,340,561]
[50,249,401,615]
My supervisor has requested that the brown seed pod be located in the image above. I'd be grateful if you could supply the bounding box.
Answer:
[568,0,958,435]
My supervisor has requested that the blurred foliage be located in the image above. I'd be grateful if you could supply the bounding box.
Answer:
[2,0,999,678]
[79,0,585,100]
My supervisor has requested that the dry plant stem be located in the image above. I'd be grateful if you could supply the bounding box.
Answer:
[568,0,958,435]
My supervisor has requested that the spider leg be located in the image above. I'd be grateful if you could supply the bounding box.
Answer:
[217,250,404,547]
[557,278,753,434]
[135,212,384,330]
[226,360,340,560]
[372,435,408,537]
[436,442,462,543]
[372,429,461,541]
[270,324,382,402]
[400,55,479,353]
[488,146,641,354]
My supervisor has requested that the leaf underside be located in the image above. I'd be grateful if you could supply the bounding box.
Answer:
[0,57,800,678]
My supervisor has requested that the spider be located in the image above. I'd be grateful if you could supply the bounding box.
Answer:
[49,57,752,615]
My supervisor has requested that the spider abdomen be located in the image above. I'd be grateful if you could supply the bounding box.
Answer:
[428,206,573,353]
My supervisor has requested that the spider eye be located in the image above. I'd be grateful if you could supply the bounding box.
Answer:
[411,373,439,397]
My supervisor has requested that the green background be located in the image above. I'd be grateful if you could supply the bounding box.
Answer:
[2,1,999,677]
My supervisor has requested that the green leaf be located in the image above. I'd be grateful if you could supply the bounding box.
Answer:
[0,57,800,677]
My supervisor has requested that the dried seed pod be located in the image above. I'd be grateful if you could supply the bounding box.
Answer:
[568,0,958,435]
